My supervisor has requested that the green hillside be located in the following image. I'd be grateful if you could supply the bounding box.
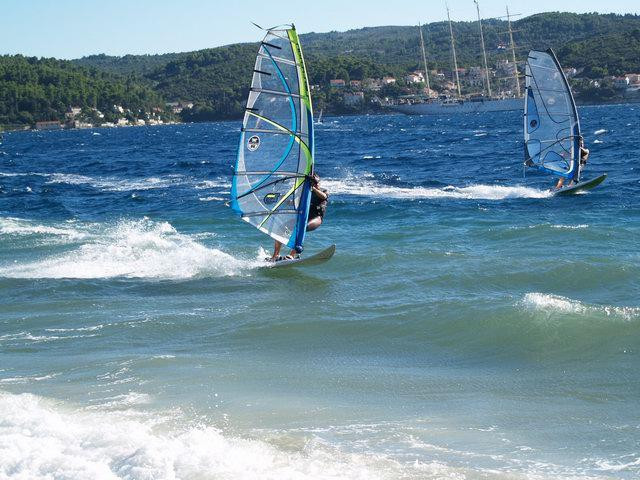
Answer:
[0,55,165,127]
[2,12,639,128]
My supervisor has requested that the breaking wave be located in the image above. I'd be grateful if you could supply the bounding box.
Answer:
[322,178,551,200]
[0,391,439,480]
[0,218,254,279]
[521,293,640,321]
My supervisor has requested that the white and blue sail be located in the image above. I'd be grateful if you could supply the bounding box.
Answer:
[524,49,582,181]
[230,25,314,252]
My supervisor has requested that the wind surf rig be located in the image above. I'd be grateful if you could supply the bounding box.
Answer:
[524,48,581,181]
[230,25,314,252]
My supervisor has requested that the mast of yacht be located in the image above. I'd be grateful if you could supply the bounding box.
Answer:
[446,4,462,97]
[506,6,521,96]
[474,0,492,97]
[418,23,432,96]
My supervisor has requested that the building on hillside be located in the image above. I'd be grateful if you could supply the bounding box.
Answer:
[329,79,346,88]
[349,80,362,88]
[116,118,129,127]
[613,76,630,89]
[405,72,424,84]
[35,121,62,130]
[344,91,365,106]
[627,74,640,84]
[166,101,193,114]
[382,76,396,85]
[563,67,578,78]
[67,106,82,118]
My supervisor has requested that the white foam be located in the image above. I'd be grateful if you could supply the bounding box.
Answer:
[322,178,551,200]
[194,179,231,189]
[593,139,604,144]
[521,293,640,320]
[199,196,225,202]
[47,173,187,192]
[0,218,253,279]
[0,391,425,480]
[594,129,608,135]
[0,217,88,240]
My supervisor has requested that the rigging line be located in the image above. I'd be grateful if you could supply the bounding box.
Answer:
[250,87,302,98]
[242,210,299,218]
[236,175,302,201]
[258,176,306,229]
[247,112,310,152]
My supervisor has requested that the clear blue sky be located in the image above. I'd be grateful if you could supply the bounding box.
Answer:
[1,0,638,59]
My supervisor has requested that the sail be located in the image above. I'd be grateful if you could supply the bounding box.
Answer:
[231,25,314,252]
[524,49,581,180]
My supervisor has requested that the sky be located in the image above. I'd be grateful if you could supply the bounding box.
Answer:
[1,0,639,59]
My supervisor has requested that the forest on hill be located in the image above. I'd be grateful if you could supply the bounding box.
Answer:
[2,12,639,128]
[0,55,164,128]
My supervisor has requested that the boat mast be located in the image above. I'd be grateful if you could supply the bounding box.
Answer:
[506,6,521,96]
[418,23,432,96]
[474,0,492,97]
[446,4,462,97]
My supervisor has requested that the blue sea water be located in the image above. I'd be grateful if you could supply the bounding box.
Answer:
[0,105,639,479]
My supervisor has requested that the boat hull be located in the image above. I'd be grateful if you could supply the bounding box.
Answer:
[392,97,522,115]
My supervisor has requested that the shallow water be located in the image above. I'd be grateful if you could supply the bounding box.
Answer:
[1,105,639,479]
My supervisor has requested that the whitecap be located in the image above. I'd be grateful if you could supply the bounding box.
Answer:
[321,178,551,200]
[521,293,640,320]
[0,218,253,279]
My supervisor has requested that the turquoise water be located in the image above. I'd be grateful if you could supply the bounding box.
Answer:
[1,105,639,479]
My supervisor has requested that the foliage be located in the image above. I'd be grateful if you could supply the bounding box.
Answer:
[0,55,163,127]
[2,12,640,127]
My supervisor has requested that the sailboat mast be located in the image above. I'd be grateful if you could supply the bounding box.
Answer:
[506,6,521,96]
[418,23,432,95]
[446,4,462,97]
[474,0,492,97]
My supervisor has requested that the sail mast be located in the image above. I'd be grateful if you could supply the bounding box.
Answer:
[474,0,492,97]
[446,4,462,97]
[418,23,431,96]
[506,6,521,96]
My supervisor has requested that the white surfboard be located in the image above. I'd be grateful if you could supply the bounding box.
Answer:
[265,244,336,269]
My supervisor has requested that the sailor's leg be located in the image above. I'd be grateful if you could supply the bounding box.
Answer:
[271,240,283,260]
[306,216,323,232]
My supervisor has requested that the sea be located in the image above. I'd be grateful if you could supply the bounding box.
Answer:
[1,104,638,479]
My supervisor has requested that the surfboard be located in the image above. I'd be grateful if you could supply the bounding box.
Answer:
[265,244,335,268]
[554,173,607,196]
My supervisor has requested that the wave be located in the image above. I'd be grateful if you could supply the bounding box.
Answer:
[521,293,640,321]
[321,178,551,200]
[0,217,89,240]
[0,391,434,480]
[594,129,608,135]
[47,173,188,192]
[0,218,255,279]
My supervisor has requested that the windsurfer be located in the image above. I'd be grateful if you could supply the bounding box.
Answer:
[554,137,589,190]
[270,173,328,261]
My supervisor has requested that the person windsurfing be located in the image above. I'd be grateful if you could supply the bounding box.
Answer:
[270,173,328,261]
[554,136,589,190]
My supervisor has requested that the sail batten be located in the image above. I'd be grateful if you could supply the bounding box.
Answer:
[524,48,581,180]
[231,26,314,251]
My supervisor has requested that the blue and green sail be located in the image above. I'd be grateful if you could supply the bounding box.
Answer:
[524,48,582,181]
[230,25,314,252]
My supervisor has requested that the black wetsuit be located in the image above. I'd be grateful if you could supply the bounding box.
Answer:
[308,188,328,221]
